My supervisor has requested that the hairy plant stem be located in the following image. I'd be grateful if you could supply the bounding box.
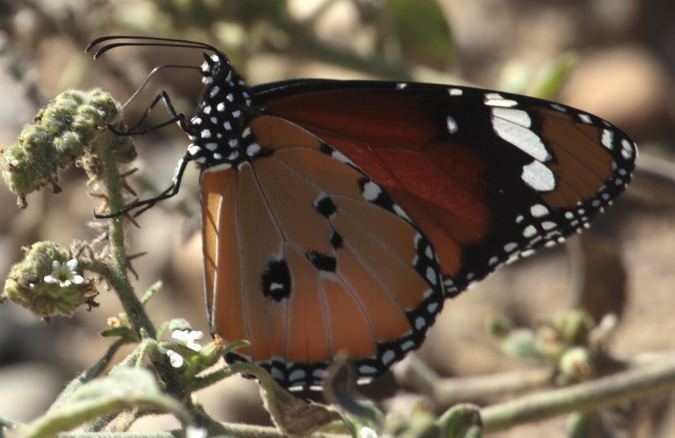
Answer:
[94,130,188,402]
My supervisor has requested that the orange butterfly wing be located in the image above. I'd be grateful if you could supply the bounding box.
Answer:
[201,116,444,388]
[257,83,636,294]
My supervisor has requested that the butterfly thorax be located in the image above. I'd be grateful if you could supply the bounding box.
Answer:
[185,53,268,169]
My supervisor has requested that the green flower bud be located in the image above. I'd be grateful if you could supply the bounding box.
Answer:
[1,88,133,204]
[2,241,96,318]
[554,310,595,345]
[486,315,513,338]
[53,131,84,167]
[557,346,595,384]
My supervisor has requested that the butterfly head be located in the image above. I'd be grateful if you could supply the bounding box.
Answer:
[200,52,233,86]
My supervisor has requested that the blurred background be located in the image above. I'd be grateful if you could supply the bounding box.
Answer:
[0,0,674,436]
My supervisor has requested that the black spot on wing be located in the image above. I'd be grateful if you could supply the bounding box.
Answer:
[329,231,343,250]
[261,257,291,301]
[306,251,337,272]
[313,195,337,218]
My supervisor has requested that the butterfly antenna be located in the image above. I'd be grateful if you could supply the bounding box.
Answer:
[85,35,222,59]
[119,64,200,112]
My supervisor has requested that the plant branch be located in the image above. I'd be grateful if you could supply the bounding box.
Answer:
[481,356,675,432]
[95,130,154,337]
[93,129,188,403]
[395,354,555,406]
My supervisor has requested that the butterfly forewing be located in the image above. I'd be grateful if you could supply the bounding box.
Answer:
[254,81,636,294]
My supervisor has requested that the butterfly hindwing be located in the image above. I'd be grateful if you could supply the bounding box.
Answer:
[201,116,444,388]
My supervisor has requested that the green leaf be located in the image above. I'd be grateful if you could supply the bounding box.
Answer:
[531,52,580,100]
[19,368,190,438]
[383,0,454,66]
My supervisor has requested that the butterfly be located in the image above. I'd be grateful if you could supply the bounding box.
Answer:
[87,36,637,390]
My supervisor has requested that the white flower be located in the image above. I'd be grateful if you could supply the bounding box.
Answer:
[44,259,84,287]
[360,426,378,438]
[186,425,208,438]
[159,329,204,368]
[171,329,204,352]
[160,348,185,368]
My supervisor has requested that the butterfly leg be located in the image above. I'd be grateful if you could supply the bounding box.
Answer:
[94,152,192,219]
[110,90,188,136]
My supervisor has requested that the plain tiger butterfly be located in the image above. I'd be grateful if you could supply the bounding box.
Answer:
[87,36,637,390]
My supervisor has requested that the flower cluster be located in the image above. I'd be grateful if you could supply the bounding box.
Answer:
[2,241,95,318]
[1,88,135,206]
[160,329,205,368]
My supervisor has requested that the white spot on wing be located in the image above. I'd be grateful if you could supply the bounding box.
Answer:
[426,267,437,285]
[446,115,458,133]
[522,161,555,192]
[382,350,396,365]
[415,317,425,330]
[331,149,355,166]
[362,181,382,201]
[493,109,550,162]
[359,364,378,375]
[485,93,518,107]
[401,340,415,351]
[602,129,614,149]
[246,143,262,157]
[542,221,557,231]
[448,88,463,96]
[393,203,411,221]
[621,139,634,160]
[270,367,284,381]
[523,225,537,238]
[289,369,306,383]
[530,204,549,217]
[504,242,518,253]
[493,107,531,127]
